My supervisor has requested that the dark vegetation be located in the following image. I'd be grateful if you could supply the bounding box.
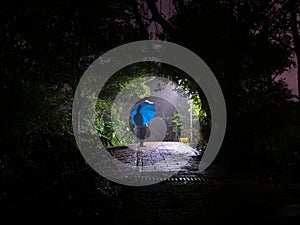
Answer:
[1,0,300,222]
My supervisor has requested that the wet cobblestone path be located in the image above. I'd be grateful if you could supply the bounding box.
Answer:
[106,142,215,225]
[105,142,300,225]
[3,142,300,224]
[107,142,202,172]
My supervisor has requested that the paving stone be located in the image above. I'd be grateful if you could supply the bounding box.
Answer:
[107,142,201,174]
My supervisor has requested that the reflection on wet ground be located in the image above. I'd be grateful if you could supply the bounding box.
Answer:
[3,142,300,224]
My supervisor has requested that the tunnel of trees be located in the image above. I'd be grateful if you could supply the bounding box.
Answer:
[95,62,210,150]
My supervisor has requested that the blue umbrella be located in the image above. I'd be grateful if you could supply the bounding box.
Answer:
[131,100,156,125]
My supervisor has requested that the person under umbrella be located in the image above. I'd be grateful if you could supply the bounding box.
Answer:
[131,100,156,147]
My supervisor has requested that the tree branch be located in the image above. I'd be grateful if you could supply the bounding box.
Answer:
[173,0,184,15]
[146,0,177,38]
[132,1,150,39]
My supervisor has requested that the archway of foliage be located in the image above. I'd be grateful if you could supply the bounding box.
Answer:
[95,61,210,150]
